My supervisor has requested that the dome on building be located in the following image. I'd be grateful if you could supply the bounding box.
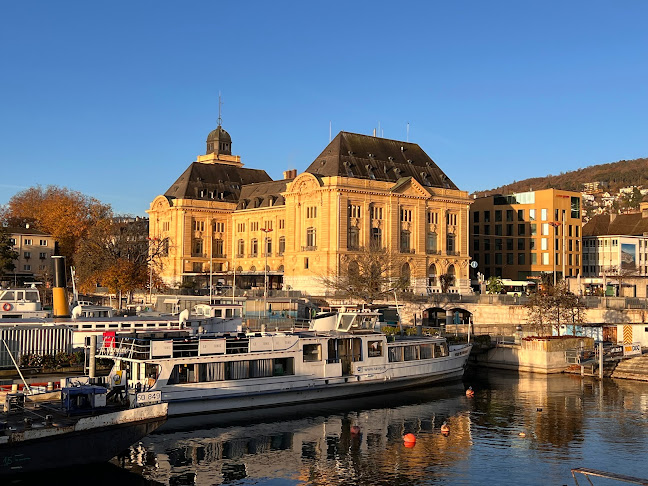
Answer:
[206,125,232,155]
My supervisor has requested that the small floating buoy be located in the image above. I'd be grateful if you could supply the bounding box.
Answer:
[466,386,475,398]
[351,425,361,435]
[403,433,416,446]
[440,422,450,436]
[518,432,526,437]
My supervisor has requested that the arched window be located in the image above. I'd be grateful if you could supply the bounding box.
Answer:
[236,266,243,273]
[428,264,437,286]
[278,265,284,273]
[237,239,245,257]
[251,238,258,257]
[278,236,286,255]
[447,233,456,254]
[447,264,455,276]
[250,265,257,272]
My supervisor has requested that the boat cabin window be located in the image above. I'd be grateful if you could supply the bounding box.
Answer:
[25,291,39,302]
[435,343,449,357]
[368,341,383,358]
[420,344,433,359]
[388,347,404,362]
[167,358,295,384]
[404,345,419,361]
[1,291,15,301]
[303,343,322,362]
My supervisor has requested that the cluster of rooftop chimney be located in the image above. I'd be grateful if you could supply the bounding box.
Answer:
[283,169,298,180]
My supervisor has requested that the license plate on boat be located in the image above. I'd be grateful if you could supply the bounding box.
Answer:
[136,390,162,405]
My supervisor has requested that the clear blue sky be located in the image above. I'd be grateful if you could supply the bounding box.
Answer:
[1,1,647,215]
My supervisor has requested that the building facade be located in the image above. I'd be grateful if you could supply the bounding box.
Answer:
[470,189,582,281]
[582,197,648,278]
[3,225,55,284]
[148,126,472,295]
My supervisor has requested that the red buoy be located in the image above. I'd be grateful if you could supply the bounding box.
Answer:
[403,433,416,446]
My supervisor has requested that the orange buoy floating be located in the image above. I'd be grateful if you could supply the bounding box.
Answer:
[351,425,361,435]
[466,386,475,397]
[440,422,450,436]
[518,432,526,437]
[403,433,416,446]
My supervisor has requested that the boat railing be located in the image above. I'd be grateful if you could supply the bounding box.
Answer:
[98,337,152,360]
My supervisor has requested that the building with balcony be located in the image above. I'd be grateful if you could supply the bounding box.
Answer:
[148,124,472,295]
[470,189,583,281]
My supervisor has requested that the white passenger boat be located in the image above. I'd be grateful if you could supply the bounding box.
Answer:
[97,310,472,417]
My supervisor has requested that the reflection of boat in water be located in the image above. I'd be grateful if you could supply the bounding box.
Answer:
[97,309,472,416]
[119,384,470,486]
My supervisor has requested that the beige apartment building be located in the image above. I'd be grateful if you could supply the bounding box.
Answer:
[148,125,472,295]
[3,225,55,284]
[470,189,582,281]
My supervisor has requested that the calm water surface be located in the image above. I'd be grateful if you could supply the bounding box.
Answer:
[11,370,648,486]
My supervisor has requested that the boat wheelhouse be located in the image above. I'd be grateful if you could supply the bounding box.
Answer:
[0,287,48,319]
[97,310,472,416]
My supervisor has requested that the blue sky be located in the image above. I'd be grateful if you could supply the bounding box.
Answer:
[1,1,646,215]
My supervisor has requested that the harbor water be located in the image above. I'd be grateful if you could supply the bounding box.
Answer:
[11,370,648,485]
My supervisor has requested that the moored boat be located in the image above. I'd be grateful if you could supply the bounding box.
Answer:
[97,309,472,417]
[0,384,168,476]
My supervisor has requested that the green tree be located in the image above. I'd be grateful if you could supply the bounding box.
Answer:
[0,227,18,279]
[486,276,503,294]
[439,273,455,293]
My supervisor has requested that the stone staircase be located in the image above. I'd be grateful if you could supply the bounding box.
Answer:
[610,356,648,381]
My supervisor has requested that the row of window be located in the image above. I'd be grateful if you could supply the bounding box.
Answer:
[236,237,288,257]
[473,238,580,252]
[473,252,580,266]
[474,223,580,238]
[235,220,284,233]
[168,357,295,384]
[473,201,580,224]
[9,239,48,246]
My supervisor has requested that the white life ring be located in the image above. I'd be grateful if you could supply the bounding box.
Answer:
[2,303,12,311]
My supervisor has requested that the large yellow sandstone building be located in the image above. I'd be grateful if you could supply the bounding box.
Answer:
[148,125,472,295]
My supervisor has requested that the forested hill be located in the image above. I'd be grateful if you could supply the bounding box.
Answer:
[475,157,648,197]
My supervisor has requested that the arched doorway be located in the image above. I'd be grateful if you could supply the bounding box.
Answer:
[422,307,446,327]
[428,264,437,287]
[448,307,472,325]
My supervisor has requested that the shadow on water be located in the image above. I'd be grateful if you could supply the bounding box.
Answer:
[5,462,164,486]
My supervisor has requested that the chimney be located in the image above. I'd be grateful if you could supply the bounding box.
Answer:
[52,256,70,318]
[284,169,297,179]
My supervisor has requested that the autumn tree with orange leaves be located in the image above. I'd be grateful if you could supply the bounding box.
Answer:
[0,185,112,264]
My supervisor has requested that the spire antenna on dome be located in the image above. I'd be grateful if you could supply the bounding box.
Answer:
[218,92,223,127]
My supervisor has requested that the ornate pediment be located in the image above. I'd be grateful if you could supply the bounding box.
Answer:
[390,177,430,198]
[286,172,322,195]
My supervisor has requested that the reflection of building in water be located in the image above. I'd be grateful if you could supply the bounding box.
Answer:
[478,372,585,448]
[123,391,471,485]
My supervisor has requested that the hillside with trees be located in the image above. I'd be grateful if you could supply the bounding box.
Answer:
[475,157,648,197]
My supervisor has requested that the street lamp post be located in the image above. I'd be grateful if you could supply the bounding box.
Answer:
[260,227,273,320]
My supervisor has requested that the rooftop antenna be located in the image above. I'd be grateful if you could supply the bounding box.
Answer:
[406,122,410,142]
[218,92,223,127]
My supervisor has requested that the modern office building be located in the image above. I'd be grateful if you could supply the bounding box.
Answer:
[470,189,582,281]
[148,124,473,295]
